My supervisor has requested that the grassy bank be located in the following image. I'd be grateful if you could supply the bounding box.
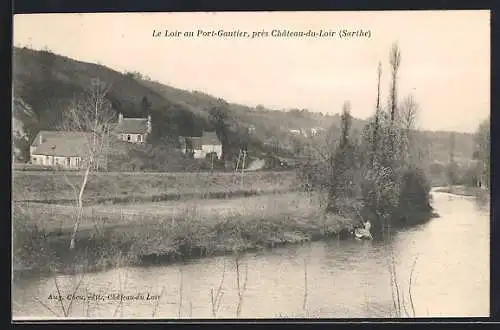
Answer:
[12,170,297,205]
[13,192,356,277]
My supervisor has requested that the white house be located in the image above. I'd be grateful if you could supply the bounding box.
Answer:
[114,113,151,143]
[310,127,325,136]
[179,131,222,159]
[29,130,108,169]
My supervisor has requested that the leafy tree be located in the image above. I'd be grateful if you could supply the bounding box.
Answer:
[446,133,459,187]
[472,116,490,188]
[140,95,152,115]
[327,101,358,212]
[209,99,231,160]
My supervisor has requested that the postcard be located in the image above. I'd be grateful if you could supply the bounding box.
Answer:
[12,10,490,319]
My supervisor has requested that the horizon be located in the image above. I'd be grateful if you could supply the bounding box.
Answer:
[13,11,490,133]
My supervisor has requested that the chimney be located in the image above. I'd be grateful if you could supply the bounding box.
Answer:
[147,115,152,133]
[118,113,123,124]
[39,133,43,145]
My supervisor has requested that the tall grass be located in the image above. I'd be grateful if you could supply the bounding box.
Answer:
[387,248,419,318]
[14,168,357,319]
[13,189,353,277]
[12,170,298,204]
[209,260,226,317]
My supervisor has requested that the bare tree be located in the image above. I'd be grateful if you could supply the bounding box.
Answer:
[372,61,383,164]
[60,77,115,250]
[388,42,401,156]
[389,43,401,124]
[399,94,419,166]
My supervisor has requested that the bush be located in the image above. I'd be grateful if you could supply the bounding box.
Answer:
[459,164,478,187]
[296,160,330,191]
[394,166,433,225]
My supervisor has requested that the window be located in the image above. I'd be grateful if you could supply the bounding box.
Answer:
[127,135,131,141]
[138,134,142,142]
[67,157,70,167]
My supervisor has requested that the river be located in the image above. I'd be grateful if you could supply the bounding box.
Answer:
[12,188,490,319]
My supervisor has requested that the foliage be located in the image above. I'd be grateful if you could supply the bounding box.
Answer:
[326,102,359,212]
[13,46,475,169]
[445,161,461,186]
[472,116,490,188]
[297,43,433,237]
[395,167,432,224]
[13,191,353,276]
[209,99,231,160]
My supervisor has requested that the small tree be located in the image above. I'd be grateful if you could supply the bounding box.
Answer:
[372,61,383,165]
[388,42,401,158]
[446,132,457,188]
[209,99,230,161]
[140,95,152,115]
[327,101,357,213]
[399,94,419,167]
[60,77,114,249]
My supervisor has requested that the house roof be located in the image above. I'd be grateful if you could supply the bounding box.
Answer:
[114,118,149,134]
[201,131,221,145]
[31,131,93,157]
[179,131,221,150]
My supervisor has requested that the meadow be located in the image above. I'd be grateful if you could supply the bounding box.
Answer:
[13,191,354,276]
[13,169,356,276]
[12,170,298,205]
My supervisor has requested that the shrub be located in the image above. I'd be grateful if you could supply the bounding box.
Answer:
[394,166,433,225]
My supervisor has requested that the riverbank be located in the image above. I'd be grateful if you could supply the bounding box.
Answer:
[13,188,489,319]
[433,185,490,199]
[13,192,357,278]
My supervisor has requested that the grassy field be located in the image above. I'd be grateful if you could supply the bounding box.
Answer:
[12,170,298,205]
[13,191,355,276]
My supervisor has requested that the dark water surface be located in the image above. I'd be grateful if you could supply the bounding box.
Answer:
[12,189,489,319]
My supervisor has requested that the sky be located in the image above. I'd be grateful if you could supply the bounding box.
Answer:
[13,11,490,133]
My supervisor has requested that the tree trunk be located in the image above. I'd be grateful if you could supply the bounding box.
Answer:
[69,165,91,250]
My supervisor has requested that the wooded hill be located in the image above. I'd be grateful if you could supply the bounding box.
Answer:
[12,46,475,170]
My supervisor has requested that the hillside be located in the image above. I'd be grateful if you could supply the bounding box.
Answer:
[12,46,475,170]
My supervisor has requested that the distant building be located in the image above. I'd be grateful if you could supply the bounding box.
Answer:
[179,131,222,159]
[114,113,151,143]
[288,127,325,137]
[29,130,108,170]
[310,127,325,136]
